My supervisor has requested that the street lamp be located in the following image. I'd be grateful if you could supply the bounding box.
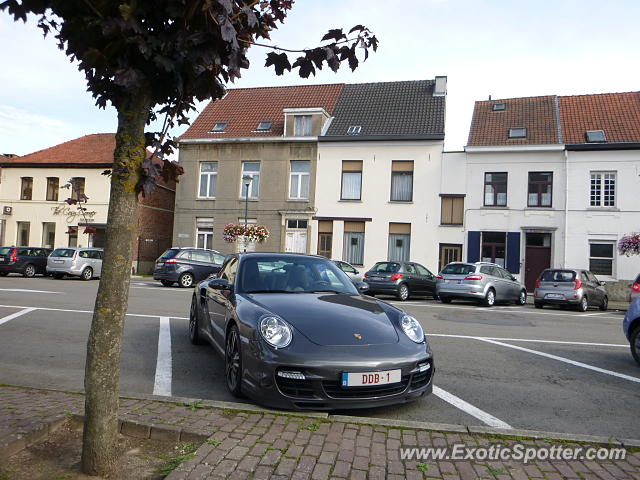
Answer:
[242,175,253,252]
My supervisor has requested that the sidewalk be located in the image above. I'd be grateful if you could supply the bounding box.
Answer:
[1,384,638,479]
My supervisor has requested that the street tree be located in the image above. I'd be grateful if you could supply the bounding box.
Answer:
[1,0,377,475]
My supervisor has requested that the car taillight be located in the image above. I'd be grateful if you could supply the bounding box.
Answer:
[165,259,179,264]
[9,249,17,262]
[390,273,403,281]
[436,275,444,280]
[573,279,583,290]
[363,273,369,279]
[632,282,640,292]
[464,274,483,281]
[535,278,541,289]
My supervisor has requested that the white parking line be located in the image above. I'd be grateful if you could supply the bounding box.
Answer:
[0,307,36,326]
[433,386,512,429]
[0,304,188,320]
[478,338,640,384]
[0,288,65,294]
[153,317,172,396]
[427,333,628,348]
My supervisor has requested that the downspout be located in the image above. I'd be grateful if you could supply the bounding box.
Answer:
[563,149,569,269]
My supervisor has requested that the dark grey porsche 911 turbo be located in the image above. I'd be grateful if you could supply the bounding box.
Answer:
[188,252,434,410]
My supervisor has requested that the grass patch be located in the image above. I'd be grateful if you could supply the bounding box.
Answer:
[182,400,206,411]
[206,438,221,447]
[486,466,505,476]
[306,422,320,432]
[417,463,428,472]
[159,442,200,476]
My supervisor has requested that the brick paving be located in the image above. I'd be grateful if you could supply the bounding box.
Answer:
[1,384,638,479]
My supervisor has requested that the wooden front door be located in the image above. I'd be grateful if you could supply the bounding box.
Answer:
[318,233,332,258]
[524,233,552,292]
[439,243,462,272]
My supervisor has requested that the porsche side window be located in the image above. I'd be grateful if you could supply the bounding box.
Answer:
[221,258,238,284]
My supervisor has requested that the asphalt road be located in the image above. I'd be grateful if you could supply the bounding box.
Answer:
[0,275,638,440]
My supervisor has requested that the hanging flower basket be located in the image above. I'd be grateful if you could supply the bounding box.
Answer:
[223,223,270,243]
[618,233,640,257]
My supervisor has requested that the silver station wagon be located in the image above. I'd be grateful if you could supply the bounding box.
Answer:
[47,247,103,280]
[436,262,527,307]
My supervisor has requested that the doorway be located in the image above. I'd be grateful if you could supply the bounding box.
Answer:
[439,243,462,272]
[524,232,551,292]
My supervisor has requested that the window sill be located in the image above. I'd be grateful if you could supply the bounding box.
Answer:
[196,197,216,201]
[238,198,260,202]
[526,206,553,210]
[388,200,413,204]
[339,199,362,203]
[287,199,310,202]
[586,207,620,212]
[440,223,463,227]
[481,206,509,210]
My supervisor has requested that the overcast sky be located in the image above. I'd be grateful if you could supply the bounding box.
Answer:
[1,0,639,156]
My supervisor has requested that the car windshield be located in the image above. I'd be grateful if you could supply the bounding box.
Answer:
[0,247,12,255]
[540,270,576,282]
[160,249,180,260]
[51,248,75,258]
[370,262,400,273]
[442,264,476,275]
[238,256,358,295]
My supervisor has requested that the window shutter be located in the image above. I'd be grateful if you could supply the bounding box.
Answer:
[467,231,481,262]
[506,232,521,274]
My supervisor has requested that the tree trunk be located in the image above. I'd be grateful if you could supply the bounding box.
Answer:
[81,93,151,476]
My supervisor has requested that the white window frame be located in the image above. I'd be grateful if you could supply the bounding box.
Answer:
[198,162,218,199]
[588,240,616,278]
[590,171,616,207]
[240,162,260,199]
[196,218,214,250]
[289,161,310,200]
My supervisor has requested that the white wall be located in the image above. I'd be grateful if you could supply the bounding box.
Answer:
[565,149,640,281]
[312,140,464,273]
[0,167,109,248]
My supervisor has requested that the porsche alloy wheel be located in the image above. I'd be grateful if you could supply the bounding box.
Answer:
[225,325,242,397]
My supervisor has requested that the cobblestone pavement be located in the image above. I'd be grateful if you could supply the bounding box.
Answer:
[1,385,638,479]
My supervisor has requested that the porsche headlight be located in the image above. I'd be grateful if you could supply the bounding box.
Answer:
[259,316,292,348]
[401,315,424,343]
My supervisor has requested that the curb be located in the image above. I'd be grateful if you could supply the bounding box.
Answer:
[2,383,639,461]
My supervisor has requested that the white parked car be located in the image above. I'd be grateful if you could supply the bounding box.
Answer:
[47,247,103,280]
[332,260,363,283]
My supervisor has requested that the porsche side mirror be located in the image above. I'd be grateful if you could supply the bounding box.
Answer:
[356,282,369,293]
[354,269,360,275]
[209,278,233,291]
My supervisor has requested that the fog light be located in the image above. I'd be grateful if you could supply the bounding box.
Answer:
[277,371,306,380]
[418,362,431,372]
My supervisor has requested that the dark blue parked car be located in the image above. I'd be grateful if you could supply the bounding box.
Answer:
[623,298,640,365]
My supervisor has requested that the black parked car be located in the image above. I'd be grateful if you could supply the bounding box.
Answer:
[153,247,226,288]
[364,261,437,301]
[0,246,52,277]
[189,253,434,410]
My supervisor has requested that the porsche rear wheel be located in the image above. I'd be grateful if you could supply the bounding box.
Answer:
[225,325,243,397]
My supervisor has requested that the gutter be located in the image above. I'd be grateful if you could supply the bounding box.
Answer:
[565,142,640,151]
[319,134,444,142]
[465,145,564,153]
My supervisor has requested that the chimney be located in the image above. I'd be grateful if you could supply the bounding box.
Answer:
[433,76,447,97]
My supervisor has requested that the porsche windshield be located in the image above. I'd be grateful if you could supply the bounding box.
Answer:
[238,256,358,294]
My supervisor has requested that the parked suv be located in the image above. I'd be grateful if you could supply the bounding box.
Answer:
[47,247,103,280]
[533,268,607,311]
[0,246,52,277]
[436,262,527,307]
[154,247,226,288]
[363,261,437,301]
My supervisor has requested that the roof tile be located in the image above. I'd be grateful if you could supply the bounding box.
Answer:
[1,134,116,165]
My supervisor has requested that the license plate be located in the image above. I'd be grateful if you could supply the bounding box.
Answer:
[341,369,401,387]
[545,293,564,299]
[53,260,63,264]
[445,279,462,284]
[371,276,383,281]
[0,258,5,262]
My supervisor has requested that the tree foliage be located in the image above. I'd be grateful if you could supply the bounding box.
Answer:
[1,0,377,194]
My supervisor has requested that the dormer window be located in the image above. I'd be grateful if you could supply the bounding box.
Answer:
[256,121,272,132]
[492,103,506,111]
[210,122,228,133]
[586,130,606,143]
[508,127,527,139]
[347,125,362,135]
[294,115,312,136]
